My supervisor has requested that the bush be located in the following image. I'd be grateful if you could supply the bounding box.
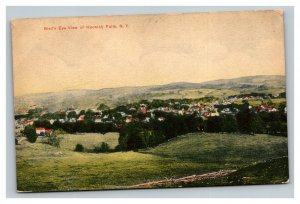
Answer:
[74,144,84,152]
[94,142,110,153]
[43,132,63,148]
[22,125,37,143]
[55,128,67,135]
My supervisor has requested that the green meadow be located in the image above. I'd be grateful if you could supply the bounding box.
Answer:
[16,132,288,192]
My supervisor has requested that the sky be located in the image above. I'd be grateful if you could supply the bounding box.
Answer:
[12,10,285,96]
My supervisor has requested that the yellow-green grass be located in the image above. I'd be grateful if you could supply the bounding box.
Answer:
[16,144,204,192]
[141,133,288,168]
[176,89,240,99]
[133,89,240,101]
[251,89,286,95]
[59,133,119,151]
[271,98,287,104]
[148,88,286,101]
[234,98,286,106]
[16,132,288,192]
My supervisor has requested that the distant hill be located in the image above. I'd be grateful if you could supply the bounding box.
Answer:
[14,75,285,114]
[149,75,285,91]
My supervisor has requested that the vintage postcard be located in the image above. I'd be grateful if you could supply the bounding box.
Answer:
[12,10,288,192]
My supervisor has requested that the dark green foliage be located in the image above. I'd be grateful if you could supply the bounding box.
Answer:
[119,122,144,150]
[15,138,19,145]
[257,103,287,136]
[43,132,62,148]
[235,102,265,134]
[22,125,37,143]
[67,111,77,119]
[161,114,204,139]
[267,121,287,136]
[221,115,238,133]
[150,100,170,109]
[15,114,29,120]
[93,142,110,153]
[118,122,166,150]
[279,92,286,98]
[236,104,252,134]
[52,120,62,130]
[95,123,111,134]
[52,121,115,134]
[85,109,95,120]
[163,114,187,139]
[249,114,265,134]
[76,121,93,132]
[74,144,84,152]
[185,115,205,131]
[34,120,52,129]
[40,112,66,120]
[79,110,85,116]
[27,108,43,118]
[118,114,204,150]
[205,116,223,132]
[21,98,287,151]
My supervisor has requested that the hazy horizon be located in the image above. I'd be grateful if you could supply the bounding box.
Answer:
[14,74,285,97]
[12,11,285,96]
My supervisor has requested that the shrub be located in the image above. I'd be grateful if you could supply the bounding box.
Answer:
[43,132,63,148]
[74,144,84,152]
[22,125,37,143]
[55,128,67,135]
[94,142,110,153]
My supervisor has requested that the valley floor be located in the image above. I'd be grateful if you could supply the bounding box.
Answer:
[16,132,288,192]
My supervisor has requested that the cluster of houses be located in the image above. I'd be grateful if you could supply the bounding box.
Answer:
[15,94,284,136]
[252,104,278,113]
[15,119,53,136]
[36,128,53,136]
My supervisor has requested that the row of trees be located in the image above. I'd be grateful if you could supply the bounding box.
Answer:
[25,101,287,151]
[207,103,287,135]
[117,103,287,150]
[34,120,116,134]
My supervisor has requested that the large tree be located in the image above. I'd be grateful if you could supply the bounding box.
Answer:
[249,114,265,134]
[221,115,238,133]
[22,125,37,143]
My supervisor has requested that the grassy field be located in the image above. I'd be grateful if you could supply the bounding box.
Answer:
[156,157,289,188]
[140,133,288,169]
[234,98,286,106]
[16,132,288,192]
[16,138,204,191]
[59,133,119,151]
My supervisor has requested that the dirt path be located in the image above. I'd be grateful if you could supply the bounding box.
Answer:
[131,170,237,188]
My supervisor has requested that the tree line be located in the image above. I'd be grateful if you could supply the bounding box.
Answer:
[22,101,287,151]
[117,103,287,151]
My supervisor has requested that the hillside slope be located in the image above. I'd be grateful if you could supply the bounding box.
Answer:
[14,75,285,114]
[140,132,288,167]
[163,156,289,188]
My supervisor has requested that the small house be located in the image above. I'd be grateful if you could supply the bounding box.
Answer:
[36,127,46,135]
